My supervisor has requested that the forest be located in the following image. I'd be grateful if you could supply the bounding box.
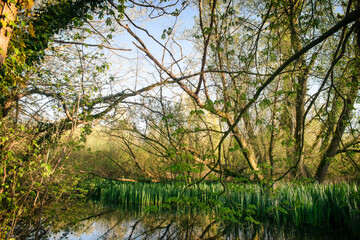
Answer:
[0,0,360,239]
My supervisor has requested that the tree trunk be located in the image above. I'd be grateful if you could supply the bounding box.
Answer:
[314,80,359,182]
[231,124,264,181]
[315,67,360,182]
[285,1,315,178]
[0,1,17,65]
[315,9,360,183]
[243,111,264,165]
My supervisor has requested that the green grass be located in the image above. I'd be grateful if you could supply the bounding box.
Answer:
[88,180,360,235]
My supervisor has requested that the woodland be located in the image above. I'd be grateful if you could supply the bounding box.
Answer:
[0,0,360,238]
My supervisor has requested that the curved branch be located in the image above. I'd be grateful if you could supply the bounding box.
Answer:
[217,8,360,150]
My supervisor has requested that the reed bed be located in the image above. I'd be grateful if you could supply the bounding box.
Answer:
[92,180,223,208]
[90,180,360,233]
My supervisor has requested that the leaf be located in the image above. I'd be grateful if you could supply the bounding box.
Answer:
[25,0,34,10]
[9,55,16,63]
[28,22,35,37]
[14,47,20,55]
[0,20,7,28]
[19,37,26,48]
[278,206,288,214]
[0,49,6,58]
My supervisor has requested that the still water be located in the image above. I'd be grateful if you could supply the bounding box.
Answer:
[47,203,354,240]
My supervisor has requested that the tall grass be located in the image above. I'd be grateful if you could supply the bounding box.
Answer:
[228,184,359,230]
[89,180,360,234]
[91,180,223,209]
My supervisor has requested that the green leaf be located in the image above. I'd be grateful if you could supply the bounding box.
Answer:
[278,206,288,214]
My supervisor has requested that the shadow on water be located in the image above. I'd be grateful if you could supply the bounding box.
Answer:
[46,202,357,240]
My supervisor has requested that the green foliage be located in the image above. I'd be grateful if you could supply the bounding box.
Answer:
[0,0,128,237]
[1,0,127,118]
[22,0,109,64]
[0,121,88,238]
[89,180,360,235]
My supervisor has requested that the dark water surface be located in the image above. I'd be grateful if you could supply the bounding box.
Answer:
[47,203,355,240]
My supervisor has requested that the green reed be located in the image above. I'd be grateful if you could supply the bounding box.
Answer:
[89,180,359,234]
[92,180,224,208]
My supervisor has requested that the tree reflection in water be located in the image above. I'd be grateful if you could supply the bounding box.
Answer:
[48,203,351,240]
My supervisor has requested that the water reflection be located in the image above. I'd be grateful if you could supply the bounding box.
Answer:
[48,203,354,240]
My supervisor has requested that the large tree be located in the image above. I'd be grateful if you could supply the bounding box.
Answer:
[96,0,360,183]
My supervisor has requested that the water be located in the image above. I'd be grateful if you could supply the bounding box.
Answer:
[46,203,356,240]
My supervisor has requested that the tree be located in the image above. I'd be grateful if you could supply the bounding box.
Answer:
[1,0,195,237]
[99,0,360,183]
[0,0,124,237]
